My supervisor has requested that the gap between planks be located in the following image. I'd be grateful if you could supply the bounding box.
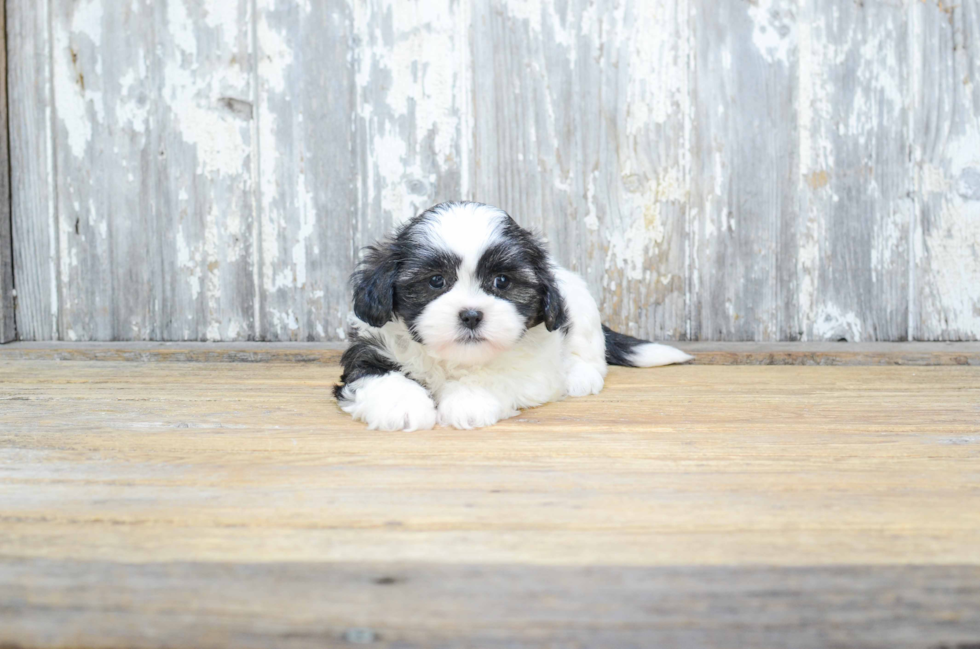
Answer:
[0,341,979,365]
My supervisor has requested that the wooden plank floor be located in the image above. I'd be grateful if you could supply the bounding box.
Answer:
[1,360,979,648]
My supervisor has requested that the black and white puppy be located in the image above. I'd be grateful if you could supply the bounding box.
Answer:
[334,201,692,430]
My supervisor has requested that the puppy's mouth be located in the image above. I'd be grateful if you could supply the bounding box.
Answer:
[455,332,488,345]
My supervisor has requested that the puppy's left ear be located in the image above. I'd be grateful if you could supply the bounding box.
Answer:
[351,242,399,328]
[539,271,568,332]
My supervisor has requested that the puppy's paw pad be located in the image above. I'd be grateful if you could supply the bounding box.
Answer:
[340,373,437,431]
[436,388,504,430]
[566,363,605,397]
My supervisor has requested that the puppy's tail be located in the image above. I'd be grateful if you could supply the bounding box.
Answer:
[602,325,694,367]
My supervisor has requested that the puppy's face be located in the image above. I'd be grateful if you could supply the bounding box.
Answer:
[352,202,567,365]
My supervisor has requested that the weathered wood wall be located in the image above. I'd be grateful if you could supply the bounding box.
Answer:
[0,0,15,343]
[6,0,980,342]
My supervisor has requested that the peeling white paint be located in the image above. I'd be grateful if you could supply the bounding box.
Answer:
[167,0,199,59]
[372,127,412,224]
[269,308,301,333]
[797,17,815,176]
[203,0,242,36]
[91,199,107,240]
[501,0,542,35]
[53,32,93,159]
[291,177,316,289]
[606,167,685,281]
[455,0,473,199]
[813,304,864,342]
[163,59,251,177]
[921,121,980,336]
[15,0,980,343]
[584,168,600,232]
[204,204,223,340]
[748,0,795,65]
[163,0,251,178]
[175,225,202,300]
[226,320,242,340]
[206,321,222,340]
[797,3,909,340]
[626,1,688,129]
[856,30,904,119]
[353,0,461,224]
[72,0,103,46]
[871,205,907,288]
[797,213,820,335]
[256,10,293,94]
[115,70,150,134]
[796,8,836,179]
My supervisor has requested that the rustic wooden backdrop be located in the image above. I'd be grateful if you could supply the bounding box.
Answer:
[0,0,14,344]
[5,0,979,342]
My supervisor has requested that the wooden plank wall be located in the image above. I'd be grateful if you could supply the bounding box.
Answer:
[6,0,979,342]
[0,0,15,343]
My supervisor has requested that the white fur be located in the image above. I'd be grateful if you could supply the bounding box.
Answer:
[437,382,516,430]
[630,343,695,367]
[355,317,567,429]
[421,202,506,273]
[410,203,526,367]
[414,272,526,366]
[340,203,692,430]
[555,268,608,397]
[338,372,437,432]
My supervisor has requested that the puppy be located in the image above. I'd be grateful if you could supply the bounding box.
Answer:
[334,201,693,430]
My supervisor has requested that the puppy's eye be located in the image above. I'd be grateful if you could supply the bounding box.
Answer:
[493,275,511,290]
[428,275,445,289]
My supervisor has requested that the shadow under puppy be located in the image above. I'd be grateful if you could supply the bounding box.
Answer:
[335,202,692,430]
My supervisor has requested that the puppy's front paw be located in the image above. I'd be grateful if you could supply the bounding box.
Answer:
[436,385,511,430]
[339,373,437,431]
[565,361,605,397]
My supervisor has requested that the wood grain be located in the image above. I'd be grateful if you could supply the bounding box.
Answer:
[6,0,980,342]
[1,362,979,567]
[912,0,980,341]
[350,0,467,263]
[7,0,58,341]
[691,0,800,341]
[4,560,980,649]
[0,0,15,343]
[471,0,690,341]
[796,0,911,342]
[255,0,355,342]
[254,0,467,342]
[11,0,260,342]
[1,361,979,646]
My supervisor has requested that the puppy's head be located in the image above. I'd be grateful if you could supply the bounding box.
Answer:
[352,202,567,365]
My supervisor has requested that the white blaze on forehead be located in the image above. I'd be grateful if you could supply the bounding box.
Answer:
[422,203,508,272]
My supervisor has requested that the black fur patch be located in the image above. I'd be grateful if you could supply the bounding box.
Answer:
[475,217,568,332]
[602,325,652,367]
[395,247,463,339]
[351,243,399,328]
[333,332,402,400]
[350,207,463,335]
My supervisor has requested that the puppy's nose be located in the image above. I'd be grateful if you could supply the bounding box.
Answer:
[459,309,484,330]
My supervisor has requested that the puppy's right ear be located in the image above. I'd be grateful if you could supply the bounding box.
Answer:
[352,243,399,328]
